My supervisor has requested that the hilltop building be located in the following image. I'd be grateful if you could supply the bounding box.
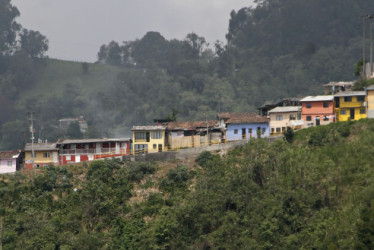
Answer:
[334,91,366,121]
[268,106,303,135]
[300,95,335,127]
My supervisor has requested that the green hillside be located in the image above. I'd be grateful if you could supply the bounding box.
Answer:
[1,119,374,248]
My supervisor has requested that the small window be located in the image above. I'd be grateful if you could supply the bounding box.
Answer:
[7,161,12,166]
[276,128,281,133]
[282,127,286,132]
[234,129,238,134]
[36,164,41,168]
[306,116,312,121]
[323,102,329,108]
[248,128,252,134]
[323,116,329,121]
[289,114,296,120]
[43,152,50,158]
[153,144,157,149]
[66,155,71,161]
[344,97,352,102]
[271,128,274,133]
[360,109,366,114]
[357,96,365,102]
[262,128,266,134]
[340,110,346,115]
[306,103,312,108]
[276,115,283,121]
[30,152,37,158]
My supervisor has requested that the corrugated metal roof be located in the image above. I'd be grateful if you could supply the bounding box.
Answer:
[131,126,166,131]
[0,150,20,159]
[167,121,218,130]
[268,106,301,113]
[300,96,334,102]
[217,112,259,119]
[367,85,374,90]
[226,116,269,124]
[323,81,355,87]
[57,138,131,145]
[25,143,58,151]
[334,91,366,97]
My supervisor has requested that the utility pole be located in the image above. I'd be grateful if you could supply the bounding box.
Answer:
[370,15,374,76]
[363,15,367,78]
[29,112,35,169]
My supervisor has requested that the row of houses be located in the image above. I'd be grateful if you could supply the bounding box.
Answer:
[131,84,374,153]
[1,83,374,173]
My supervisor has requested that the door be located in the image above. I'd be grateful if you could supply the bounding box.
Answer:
[75,155,80,163]
[350,108,355,120]
[146,132,150,142]
[316,116,320,126]
[242,128,246,140]
[158,144,162,152]
[52,152,58,163]
[335,97,340,108]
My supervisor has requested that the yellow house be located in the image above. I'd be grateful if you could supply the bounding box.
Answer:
[367,85,374,118]
[131,126,166,154]
[334,91,367,122]
[24,142,59,169]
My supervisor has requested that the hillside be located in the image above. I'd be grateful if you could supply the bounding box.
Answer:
[2,119,374,248]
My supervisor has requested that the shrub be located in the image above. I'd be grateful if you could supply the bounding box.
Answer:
[195,151,214,168]
[283,127,294,143]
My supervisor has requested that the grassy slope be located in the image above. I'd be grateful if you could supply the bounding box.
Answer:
[18,59,122,100]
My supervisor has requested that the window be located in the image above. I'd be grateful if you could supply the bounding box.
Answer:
[323,116,329,121]
[271,128,274,133]
[66,155,71,161]
[289,114,296,120]
[323,102,329,108]
[340,110,346,115]
[234,129,238,134]
[152,131,162,139]
[43,152,50,158]
[153,144,157,149]
[306,116,312,121]
[360,108,366,114]
[282,127,286,132]
[276,115,283,121]
[344,96,352,102]
[248,128,252,134]
[30,152,37,158]
[135,144,148,154]
[135,132,147,140]
[262,128,266,134]
[357,96,365,102]
[276,128,281,133]
[7,161,12,166]
[306,103,312,108]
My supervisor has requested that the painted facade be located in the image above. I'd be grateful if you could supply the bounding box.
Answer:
[132,126,166,154]
[300,96,335,127]
[57,138,131,165]
[24,143,59,169]
[268,106,303,135]
[224,115,270,141]
[334,91,366,122]
[367,85,374,118]
[0,151,21,174]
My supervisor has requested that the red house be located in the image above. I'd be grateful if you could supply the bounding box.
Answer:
[56,138,131,165]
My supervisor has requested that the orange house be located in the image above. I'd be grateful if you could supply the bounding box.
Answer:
[300,96,335,127]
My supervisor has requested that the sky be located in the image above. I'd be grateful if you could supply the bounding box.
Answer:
[12,0,254,62]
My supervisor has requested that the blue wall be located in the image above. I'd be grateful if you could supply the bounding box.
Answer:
[226,123,270,141]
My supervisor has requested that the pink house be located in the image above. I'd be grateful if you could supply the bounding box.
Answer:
[0,151,23,174]
[300,95,335,127]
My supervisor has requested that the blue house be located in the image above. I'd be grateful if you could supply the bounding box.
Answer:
[224,115,270,141]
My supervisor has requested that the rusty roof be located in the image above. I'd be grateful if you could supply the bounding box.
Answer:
[131,126,166,131]
[0,150,20,159]
[167,120,219,130]
[226,116,269,124]
[217,112,259,119]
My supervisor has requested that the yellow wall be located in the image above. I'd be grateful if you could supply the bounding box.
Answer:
[25,150,57,164]
[132,130,166,154]
[335,96,366,121]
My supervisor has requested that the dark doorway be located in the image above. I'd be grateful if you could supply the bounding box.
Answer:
[335,97,340,108]
[316,116,320,126]
[350,109,355,120]
[146,132,150,142]
[158,144,162,152]
[242,128,246,140]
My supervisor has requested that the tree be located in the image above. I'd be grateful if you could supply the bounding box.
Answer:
[0,0,21,55]
[19,29,49,58]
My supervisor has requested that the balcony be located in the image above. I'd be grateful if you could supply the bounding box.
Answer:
[61,148,126,155]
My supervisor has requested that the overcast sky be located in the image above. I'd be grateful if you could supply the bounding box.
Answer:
[12,0,254,62]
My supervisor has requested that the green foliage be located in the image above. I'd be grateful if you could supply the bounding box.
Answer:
[283,127,294,143]
[195,151,214,168]
[126,162,156,182]
[159,164,190,192]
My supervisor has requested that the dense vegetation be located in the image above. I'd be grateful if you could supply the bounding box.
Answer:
[2,119,374,248]
[2,0,374,150]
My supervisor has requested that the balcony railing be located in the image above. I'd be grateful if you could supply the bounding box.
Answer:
[61,148,126,155]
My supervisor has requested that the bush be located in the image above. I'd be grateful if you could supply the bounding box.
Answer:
[283,127,294,143]
[195,151,214,168]
[127,162,156,182]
